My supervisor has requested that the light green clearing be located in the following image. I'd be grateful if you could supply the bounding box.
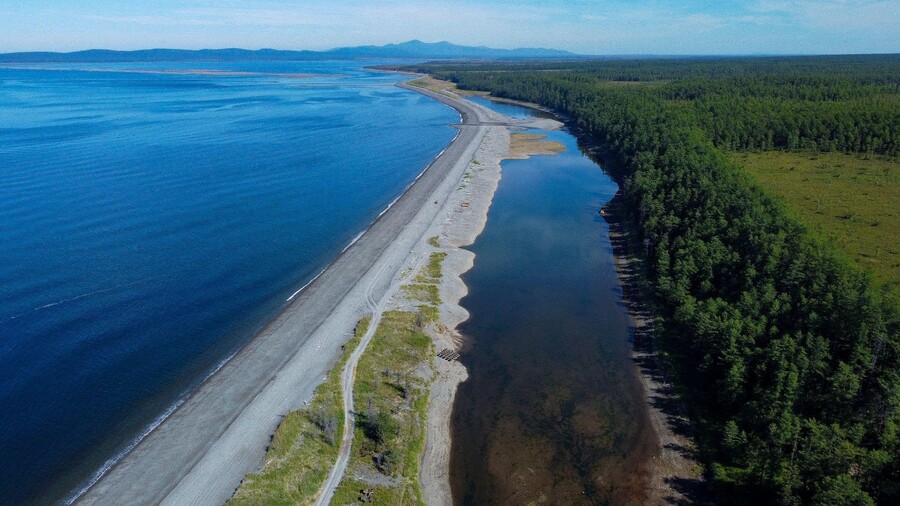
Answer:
[733,150,899,294]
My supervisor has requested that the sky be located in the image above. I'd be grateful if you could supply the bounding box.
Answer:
[1,0,898,55]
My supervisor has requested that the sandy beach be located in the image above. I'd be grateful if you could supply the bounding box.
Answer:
[302,83,561,506]
[76,81,499,506]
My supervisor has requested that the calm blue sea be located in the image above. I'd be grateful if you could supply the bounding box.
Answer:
[0,61,457,504]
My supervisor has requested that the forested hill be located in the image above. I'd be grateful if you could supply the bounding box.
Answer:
[400,56,900,505]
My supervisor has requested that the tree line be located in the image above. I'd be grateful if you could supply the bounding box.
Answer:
[401,56,899,505]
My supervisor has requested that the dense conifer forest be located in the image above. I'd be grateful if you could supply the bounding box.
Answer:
[397,55,899,505]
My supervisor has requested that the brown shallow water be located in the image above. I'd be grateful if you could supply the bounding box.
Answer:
[450,125,656,505]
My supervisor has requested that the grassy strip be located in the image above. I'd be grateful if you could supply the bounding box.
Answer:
[228,318,370,506]
[330,310,432,505]
[400,284,440,306]
[230,249,446,505]
[331,254,446,505]
[414,251,447,284]
[732,150,899,295]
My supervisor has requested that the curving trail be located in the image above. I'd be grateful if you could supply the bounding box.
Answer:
[76,82,492,506]
[312,253,414,506]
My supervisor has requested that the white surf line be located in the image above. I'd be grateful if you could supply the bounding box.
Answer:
[341,231,366,254]
[287,267,328,302]
[71,253,335,499]
[286,129,460,305]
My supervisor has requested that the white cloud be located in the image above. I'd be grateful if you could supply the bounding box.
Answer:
[750,0,899,31]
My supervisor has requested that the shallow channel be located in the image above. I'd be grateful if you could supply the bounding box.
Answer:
[450,99,656,505]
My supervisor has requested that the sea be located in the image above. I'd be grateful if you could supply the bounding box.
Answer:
[0,61,458,504]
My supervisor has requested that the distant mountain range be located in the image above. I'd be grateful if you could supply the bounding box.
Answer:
[328,40,576,59]
[0,40,578,63]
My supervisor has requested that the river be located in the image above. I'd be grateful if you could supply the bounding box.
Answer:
[451,97,656,505]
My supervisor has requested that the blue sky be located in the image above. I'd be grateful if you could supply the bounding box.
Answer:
[1,1,897,54]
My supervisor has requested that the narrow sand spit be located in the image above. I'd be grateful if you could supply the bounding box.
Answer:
[319,123,510,506]
[78,82,493,506]
[312,85,564,505]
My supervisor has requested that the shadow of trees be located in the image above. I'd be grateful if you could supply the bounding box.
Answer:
[603,193,712,505]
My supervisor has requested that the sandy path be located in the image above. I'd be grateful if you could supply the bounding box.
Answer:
[76,84,489,506]
[312,256,396,506]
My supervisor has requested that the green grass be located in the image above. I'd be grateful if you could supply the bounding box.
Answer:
[732,150,899,295]
[426,252,446,279]
[227,318,369,506]
[427,236,440,248]
[331,310,433,505]
[414,252,447,285]
[401,284,440,305]
[400,251,447,306]
[232,250,447,505]
[331,254,446,504]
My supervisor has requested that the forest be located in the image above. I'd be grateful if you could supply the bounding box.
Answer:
[395,55,900,505]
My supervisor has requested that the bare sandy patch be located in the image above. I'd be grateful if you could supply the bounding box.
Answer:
[507,132,566,159]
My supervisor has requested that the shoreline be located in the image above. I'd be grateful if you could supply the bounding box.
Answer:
[76,79,494,506]
[400,82,564,506]
[418,119,505,506]
[602,192,706,504]
[237,85,553,505]
[426,76,702,503]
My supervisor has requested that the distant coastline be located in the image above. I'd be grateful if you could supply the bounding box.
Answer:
[0,41,579,63]
[0,64,340,78]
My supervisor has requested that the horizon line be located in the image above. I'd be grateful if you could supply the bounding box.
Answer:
[2,46,899,59]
